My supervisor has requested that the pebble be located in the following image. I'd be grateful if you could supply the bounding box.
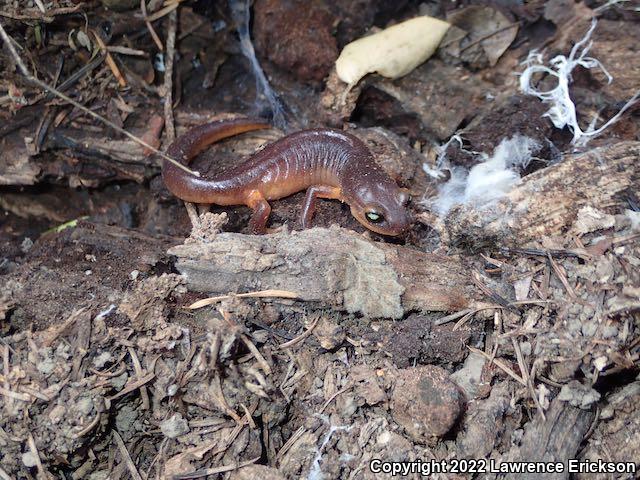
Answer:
[391,365,463,442]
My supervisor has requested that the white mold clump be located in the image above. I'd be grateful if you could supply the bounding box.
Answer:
[425,135,541,215]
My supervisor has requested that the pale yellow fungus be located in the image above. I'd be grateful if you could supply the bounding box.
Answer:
[336,16,451,85]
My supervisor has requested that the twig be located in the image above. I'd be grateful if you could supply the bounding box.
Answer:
[0,20,199,177]
[107,372,155,401]
[113,430,144,480]
[511,337,546,421]
[276,426,306,461]
[172,456,260,479]
[127,347,150,410]
[0,386,33,401]
[547,253,577,299]
[187,289,299,309]
[0,466,13,480]
[240,333,272,375]
[320,383,353,413]
[106,45,147,56]
[27,433,50,480]
[278,313,322,349]
[212,373,243,423]
[434,308,475,326]
[71,412,102,438]
[147,1,182,22]
[141,0,164,51]
[92,32,127,88]
[163,8,177,142]
[468,346,526,385]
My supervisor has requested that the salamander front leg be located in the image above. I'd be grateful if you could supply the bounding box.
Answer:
[246,190,272,235]
[301,185,342,229]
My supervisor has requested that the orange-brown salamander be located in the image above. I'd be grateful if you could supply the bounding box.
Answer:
[162,117,411,236]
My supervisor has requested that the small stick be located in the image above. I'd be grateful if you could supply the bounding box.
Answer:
[163,8,177,142]
[547,253,577,299]
[511,337,546,420]
[27,433,50,480]
[276,426,306,461]
[113,430,144,480]
[172,456,261,479]
[278,313,322,349]
[147,1,181,22]
[468,346,526,385]
[141,0,164,51]
[107,372,155,401]
[93,32,127,88]
[127,347,150,410]
[0,20,199,177]
[240,333,272,375]
[0,466,13,480]
[187,289,299,309]
[320,383,353,413]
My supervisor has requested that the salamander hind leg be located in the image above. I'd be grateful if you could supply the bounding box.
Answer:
[246,190,272,235]
[301,185,342,229]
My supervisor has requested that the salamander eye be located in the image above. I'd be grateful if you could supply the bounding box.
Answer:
[365,211,384,223]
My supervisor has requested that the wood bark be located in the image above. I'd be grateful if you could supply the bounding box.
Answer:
[479,398,595,480]
[168,226,478,319]
[444,141,640,248]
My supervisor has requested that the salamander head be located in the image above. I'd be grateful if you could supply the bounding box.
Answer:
[347,181,412,236]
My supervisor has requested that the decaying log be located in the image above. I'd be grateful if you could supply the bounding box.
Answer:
[168,226,477,319]
[445,141,640,248]
[480,398,595,480]
[0,132,41,185]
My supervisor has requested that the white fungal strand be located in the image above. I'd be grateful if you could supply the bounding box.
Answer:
[519,19,640,147]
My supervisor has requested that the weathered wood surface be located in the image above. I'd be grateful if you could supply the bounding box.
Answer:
[169,226,478,319]
[445,141,640,248]
[480,398,595,480]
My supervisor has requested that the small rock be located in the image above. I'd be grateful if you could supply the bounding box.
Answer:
[593,356,608,371]
[36,356,55,375]
[595,256,615,283]
[160,413,190,439]
[558,380,601,409]
[76,396,94,416]
[602,325,618,339]
[21,451,38,468]
[351,365,386,406]
[391,365,463,442]
[49,405,66,424]
[451,350,485,399]
[228,464,286,480]
[92,351,113,369]
[20,237,33,253]
[313,316,345,350]
[581,321,598,337]
[88,471,110,480]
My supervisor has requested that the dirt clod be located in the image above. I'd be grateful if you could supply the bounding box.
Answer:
[391,365,464,442]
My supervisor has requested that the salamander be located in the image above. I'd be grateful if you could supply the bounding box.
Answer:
[162,117,411,236]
